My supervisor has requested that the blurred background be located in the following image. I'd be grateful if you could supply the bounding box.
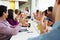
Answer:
[0,0,55,19]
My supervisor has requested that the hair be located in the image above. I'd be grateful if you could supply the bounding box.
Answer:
[25,7,29,12]
[36,10,39,13]
[7,9,14,20]
[44,10,48,16]
[0,5,7,17]
[19,10,21,15]
[15,9,19,14]
[48,6,53,12]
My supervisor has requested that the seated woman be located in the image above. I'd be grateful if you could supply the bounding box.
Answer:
[33,10,42,21]
[40,7,54,34]
[15,9,22,22]
[15,9,30,27]
[39,10,48,34]
[20,13,30,27]
[40,9,53,34]
[7,9,19,27]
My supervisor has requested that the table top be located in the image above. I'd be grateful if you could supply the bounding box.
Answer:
[10,19,40,40]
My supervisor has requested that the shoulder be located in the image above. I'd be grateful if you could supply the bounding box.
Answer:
[0,22,8,29]
[40,29,60,40]
[52,20,60,29]
[8,19,14,22]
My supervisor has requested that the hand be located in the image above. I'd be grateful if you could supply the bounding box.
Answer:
[39,16,47,34]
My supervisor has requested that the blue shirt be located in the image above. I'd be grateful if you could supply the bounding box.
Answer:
[28,21,60,40]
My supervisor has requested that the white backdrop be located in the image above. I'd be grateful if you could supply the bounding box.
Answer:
[36,0,56,11]
[31,0,56,19]
[0,1,9,9]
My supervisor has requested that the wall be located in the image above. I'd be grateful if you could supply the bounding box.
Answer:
[0,1,20,10]
[36,0,55,11]
[19,0,30,11]
[0,1,9,9]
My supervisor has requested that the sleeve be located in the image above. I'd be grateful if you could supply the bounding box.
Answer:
[0,23,20,35]
[40,21,60,40]
[46,17,49,20]
[7,19,15,26]
[52,20,60,29]
[14,20,19,25]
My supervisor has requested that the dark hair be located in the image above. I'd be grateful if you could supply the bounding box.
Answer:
[48,6,53,12]
[36,10,39,13]
[15,9,19,14]
[43,10,48,16]
[7,9,14,20]
[25,7,29,12]
[19,10,21,15]
[0,5,7,17]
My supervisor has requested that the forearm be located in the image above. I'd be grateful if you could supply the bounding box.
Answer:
[0,24,20,35]
[40,22,46,34]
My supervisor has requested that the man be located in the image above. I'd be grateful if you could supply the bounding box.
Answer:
[0,5,20,40]
[40,0,60,40]
[28,0,60,40]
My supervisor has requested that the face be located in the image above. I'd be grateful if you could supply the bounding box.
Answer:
[42,12,45,16]
[25,7,28,11]
[47,11,52,15]
[47,21,53,26]
[17,11,20,15]
[3,11,8,19]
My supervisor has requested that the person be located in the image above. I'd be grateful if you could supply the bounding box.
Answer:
[6,9,19,26]
[19,9,30,27]
[24,7,31,19]
[33,10,42,21]
[28,0,60,40]
[40,10,52,34]
[15,9,21,22]
[40,10,48,34]
[33,10,39,19]
[0,5,20,40]
[47,6,54,26]
[33,10,45,34]
[15,9,30,27]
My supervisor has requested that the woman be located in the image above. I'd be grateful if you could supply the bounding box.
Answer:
[33,10,42,21]
[40,9,53,34]
[40,10,49,34]
[7,9,19,27]
[20,13,30,27]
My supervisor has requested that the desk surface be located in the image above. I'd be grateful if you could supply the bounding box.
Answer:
[10,19,40,40]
